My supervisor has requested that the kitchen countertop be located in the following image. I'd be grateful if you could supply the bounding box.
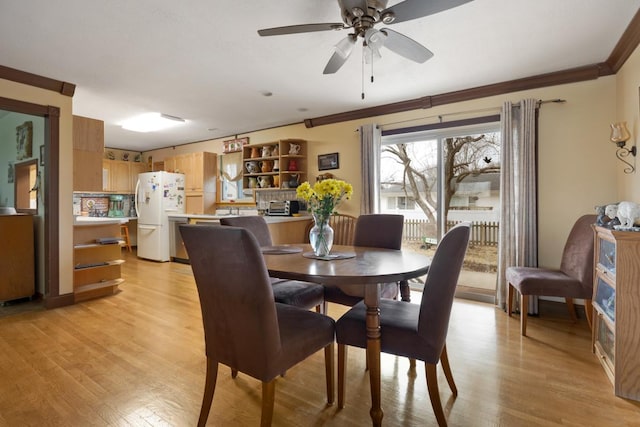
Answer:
[73,216,136,225]
[168,214,311,223]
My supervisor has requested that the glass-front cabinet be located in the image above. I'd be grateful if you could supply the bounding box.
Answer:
[592,225,640,401]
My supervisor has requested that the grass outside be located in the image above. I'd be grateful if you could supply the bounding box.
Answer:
[403,240,498,273]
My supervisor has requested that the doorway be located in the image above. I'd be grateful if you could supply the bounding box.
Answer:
[0,97,61,311]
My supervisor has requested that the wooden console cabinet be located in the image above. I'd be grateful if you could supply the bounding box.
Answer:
[0,214,34,302]
[592,225,640,401]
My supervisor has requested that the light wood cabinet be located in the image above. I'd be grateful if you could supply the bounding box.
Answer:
[73,221,124,303]
[102,160,147,193]
[129,162,147,192]
[592,225,640,401]
[164,152,217,214]
[73,116,104,192]
[242,139,307,192]
[0,214,34,302]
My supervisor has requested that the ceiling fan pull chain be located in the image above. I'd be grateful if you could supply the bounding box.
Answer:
[361,44,366,100]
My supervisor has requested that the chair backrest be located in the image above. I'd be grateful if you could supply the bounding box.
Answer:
[353,214,404,249]
[219,215,273,246]
[329,213,357,246]
[559,214,598,297]
[417,223,470,364]
[179,225,282,380]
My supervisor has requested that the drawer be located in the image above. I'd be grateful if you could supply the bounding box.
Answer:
[593,275,615,322]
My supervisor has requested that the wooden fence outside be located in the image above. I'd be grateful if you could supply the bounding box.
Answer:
[403,219,499,246]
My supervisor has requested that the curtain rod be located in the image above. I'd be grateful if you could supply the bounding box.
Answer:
[377,98,566,130]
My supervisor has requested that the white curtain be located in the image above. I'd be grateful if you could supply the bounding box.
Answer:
[360,124,381,214]
[497,99,538,313]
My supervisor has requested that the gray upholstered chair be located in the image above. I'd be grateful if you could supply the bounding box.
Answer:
[506,214,597,336]
[180,225,335,427]
[335,223,470,427]
[220,216,324,312]
[323,214,408,311]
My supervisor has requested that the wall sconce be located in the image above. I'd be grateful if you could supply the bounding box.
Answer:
[610,121,636,173]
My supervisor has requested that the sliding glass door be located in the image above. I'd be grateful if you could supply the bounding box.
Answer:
[380,123,500,301]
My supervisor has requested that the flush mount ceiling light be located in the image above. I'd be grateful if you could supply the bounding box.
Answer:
[121,112,186,133]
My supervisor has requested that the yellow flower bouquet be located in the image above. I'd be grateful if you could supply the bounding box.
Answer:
[296,179,353,256]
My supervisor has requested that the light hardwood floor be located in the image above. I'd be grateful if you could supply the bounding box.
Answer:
[0,251,639,426]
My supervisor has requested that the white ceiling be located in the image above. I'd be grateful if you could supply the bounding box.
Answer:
[1,0,638,151]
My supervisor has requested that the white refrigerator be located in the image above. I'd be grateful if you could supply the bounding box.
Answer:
[135,171,185,261]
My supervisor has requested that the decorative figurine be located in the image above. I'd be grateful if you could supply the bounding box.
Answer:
[611,201,640,228]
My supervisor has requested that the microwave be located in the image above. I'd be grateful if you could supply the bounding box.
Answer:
[267,200,300,216]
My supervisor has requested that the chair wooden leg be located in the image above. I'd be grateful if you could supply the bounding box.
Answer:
[565,297,579,322]
[399,280,411,302]
[198,357,218,427]
[520,294,528,336]
[324,342,335,404]
[439,344,457,396]
[585,299,593,329]
[231,368,238,379]
[261,380,276,427]
[322,301,328,315]
[507,284,514,316]
[426,362,447,427]
[337,343,347,408]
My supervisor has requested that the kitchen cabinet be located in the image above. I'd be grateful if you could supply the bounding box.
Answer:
[592,225,640,401]
[242,139,306,192]
[164,152,217,214]
[73,115,104,192]
[102,159,147,193]
[73,221,124,303]
[0,214,34,302]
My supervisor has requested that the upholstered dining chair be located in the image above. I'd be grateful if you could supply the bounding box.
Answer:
[506,214,597,336]
[323,214,408,312]
[180,225,335,427]
[335,223,470,427]
[220,216,324,312]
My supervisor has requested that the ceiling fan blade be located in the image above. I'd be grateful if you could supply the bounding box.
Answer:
[323,35,357,74]
[382,0,474,24]
[380,28,434,63]
[258,23,345,36]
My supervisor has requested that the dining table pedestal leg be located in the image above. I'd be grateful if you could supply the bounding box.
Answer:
[364,284,383,427]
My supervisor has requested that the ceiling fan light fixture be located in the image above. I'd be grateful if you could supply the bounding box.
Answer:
[364,28,386,50]
[334,34,357,58]
[363,44,382,64]
[121,112,186,133]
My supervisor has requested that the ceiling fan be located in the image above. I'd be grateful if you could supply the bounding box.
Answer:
[258,0,474,75]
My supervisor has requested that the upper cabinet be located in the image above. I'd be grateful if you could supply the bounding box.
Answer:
[73,116,104,192]
[164,152,217,214]
[102,160,147,193]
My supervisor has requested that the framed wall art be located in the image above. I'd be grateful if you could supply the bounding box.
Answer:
[16,121,33,160]
[40,145,45,166]
[318,152,339,171]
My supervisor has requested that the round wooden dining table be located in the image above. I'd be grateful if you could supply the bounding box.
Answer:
[263,244,430,426]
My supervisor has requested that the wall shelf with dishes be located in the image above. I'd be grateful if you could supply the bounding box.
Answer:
[242,139,306,192]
